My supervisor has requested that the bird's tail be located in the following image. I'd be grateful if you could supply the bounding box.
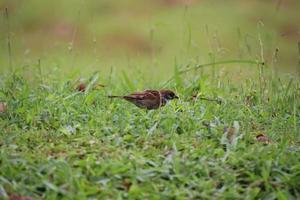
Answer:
[108,95,123,98]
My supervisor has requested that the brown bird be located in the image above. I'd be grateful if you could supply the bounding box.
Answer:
[108,89,178,110]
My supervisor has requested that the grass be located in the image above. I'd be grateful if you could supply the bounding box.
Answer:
[0,0,300,199]
[0,66,299,199]
[1,0,300,78]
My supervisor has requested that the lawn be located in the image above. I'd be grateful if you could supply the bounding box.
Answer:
[0,0,300,199]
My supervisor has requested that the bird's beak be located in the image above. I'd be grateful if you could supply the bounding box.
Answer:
[174,95,179,99]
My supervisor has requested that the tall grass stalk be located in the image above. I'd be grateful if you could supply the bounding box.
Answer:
[257,22,266,102]
[297,42,300,75]
[37,59,43,84]
[68,1,84,69]
[293,93,297,133]
[270,48,279,101]
[4,8,13,72]
[161,59,261,87]
[205,25,216,84]
[237,28,243,59]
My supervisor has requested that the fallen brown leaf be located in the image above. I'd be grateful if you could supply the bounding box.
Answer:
[9,195,34,200]
[0,102,7,113]
[122,178,132,192]
[76,83,86,92]
[244,91,257,106]
[223,121,240,144]
[256,133,271,144]
[94,84,106,90]
[76,83,105,92]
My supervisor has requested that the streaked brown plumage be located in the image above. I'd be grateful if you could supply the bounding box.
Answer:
[108,89,178,110]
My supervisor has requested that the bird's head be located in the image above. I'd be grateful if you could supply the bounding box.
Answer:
[160,90,179,101]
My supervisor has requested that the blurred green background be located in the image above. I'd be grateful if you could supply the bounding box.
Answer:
[0,0,299,81]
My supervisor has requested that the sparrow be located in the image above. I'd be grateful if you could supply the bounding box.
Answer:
[108,89,178,110]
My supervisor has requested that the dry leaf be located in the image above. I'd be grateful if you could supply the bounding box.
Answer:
[9,195,34,200]
[94,83,105,89]
[76,82,105,92]
[244,91,257,106]
[76,83,86,92]
[122,178,132,192]
[222,121,240,145]
[256,133,271,144]
[0,102,7,113]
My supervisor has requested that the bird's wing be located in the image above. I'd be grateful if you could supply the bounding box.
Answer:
[128,90,159,100]
[143,90,161,98]
[123,90,161,109]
